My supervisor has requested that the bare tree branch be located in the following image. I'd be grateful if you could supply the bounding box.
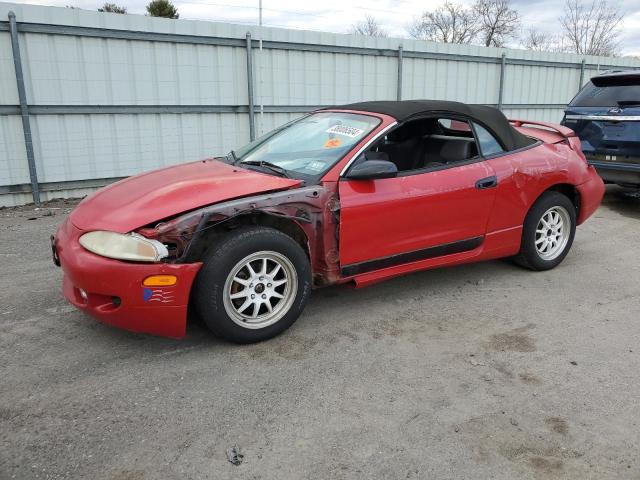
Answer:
[521,27,563,52]
[407,1,479,44]
[559,0,623,56]
[350,14,388,38]
[473,0,520,47]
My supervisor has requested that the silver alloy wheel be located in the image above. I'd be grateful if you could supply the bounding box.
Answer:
[535,206,571,261]
[223,251,298,329]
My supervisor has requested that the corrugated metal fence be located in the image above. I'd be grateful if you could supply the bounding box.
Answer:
[1,2,639,206]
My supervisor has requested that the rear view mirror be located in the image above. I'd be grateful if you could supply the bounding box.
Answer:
[345,160,398,180]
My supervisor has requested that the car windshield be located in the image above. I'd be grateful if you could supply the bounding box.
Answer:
[570,80,640,107]
[233,112,380,179]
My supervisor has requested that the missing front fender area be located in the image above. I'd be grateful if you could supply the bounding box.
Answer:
[136,185,342,286]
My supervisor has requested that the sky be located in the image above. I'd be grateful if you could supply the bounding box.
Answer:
[11,0,640,56]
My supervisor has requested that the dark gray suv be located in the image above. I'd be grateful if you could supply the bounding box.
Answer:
[562,70,640,187]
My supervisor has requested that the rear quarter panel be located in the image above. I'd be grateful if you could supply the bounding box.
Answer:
[486,141,592,232]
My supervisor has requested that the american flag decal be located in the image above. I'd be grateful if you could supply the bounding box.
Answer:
[143,288,175,304]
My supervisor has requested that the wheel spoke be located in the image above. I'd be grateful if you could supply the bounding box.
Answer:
[237,298,252,313]
[272,278,287,287]
[245,262,256,277]
[269,263,281,278]
[536,237,546,245]
[251,302,260,318]
[233,276,250,287]
[261,258,268,275]
[264,299,273,313]
[271,291,284,299]
[230,290,249,299]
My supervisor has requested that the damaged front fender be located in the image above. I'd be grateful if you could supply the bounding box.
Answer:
[137,184,342,286]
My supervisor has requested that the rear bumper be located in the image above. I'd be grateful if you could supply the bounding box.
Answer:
[576,166,605,225]
[588,160,640,186]
[54,217,201,338]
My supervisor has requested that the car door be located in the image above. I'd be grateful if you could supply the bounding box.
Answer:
[338,118,497,275]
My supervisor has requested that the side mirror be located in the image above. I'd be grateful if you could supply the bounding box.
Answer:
[345,160,398,180]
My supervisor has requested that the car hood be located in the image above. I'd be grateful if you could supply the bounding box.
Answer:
[70,159,302,233]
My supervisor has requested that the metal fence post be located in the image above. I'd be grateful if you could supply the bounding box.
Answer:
[397,45,403,101]
[8,11,40,205]
[497,52,506,111]
[578,58,586,91]
[245,32,256,141]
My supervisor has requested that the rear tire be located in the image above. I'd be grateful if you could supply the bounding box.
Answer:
[513,191,576,271]
[193,226,311,343]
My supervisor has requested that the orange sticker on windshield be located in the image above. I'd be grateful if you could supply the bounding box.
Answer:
[324,138,342,148]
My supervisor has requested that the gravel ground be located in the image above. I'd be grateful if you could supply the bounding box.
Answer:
[1,187,639,480]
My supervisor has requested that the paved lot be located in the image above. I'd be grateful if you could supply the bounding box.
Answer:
[1,187,639,480]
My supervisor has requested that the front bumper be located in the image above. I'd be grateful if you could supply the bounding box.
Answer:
[53,217,202,338]
[588,160,640,187]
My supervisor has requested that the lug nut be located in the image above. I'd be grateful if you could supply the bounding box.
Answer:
[261,294,267,299]
[251,294,255,299]
[267,283,272,287]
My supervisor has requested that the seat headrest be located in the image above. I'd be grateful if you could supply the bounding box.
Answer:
[365,151,390,162]
[440,139,473,163]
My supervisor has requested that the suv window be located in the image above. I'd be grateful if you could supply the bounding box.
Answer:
[473,123,504,156]
[571,81,640,107]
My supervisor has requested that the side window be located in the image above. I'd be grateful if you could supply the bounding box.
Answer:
[438,118,472,133]
[360,117,481,175]
[473,123,504,156]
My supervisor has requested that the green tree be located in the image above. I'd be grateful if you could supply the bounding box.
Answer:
[146,0,179,19]
[98,3,127,13]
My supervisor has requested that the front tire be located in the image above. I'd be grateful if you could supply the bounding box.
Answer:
[513,191,576,271]
[193,226,311,343]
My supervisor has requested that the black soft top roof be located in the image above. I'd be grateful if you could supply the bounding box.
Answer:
[330,100,535,151]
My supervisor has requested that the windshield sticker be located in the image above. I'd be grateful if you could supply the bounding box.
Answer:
[307,161,325,171]
[326,125,364,138]
[324,138,342,148]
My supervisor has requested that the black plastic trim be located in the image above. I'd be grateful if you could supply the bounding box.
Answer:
[341,236,483,277]
[588,160,640,171]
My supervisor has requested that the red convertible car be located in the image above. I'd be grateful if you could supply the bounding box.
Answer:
[52,100,604,343]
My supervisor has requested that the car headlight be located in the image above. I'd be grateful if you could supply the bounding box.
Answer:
[79,231,169,262]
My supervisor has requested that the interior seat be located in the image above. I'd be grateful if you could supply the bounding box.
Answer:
[379,137,422,171]
[378,121,433,171]
[439,138,477,163]
[419,135,478,168]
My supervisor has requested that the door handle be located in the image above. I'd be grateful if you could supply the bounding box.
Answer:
[475,175,497,190]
